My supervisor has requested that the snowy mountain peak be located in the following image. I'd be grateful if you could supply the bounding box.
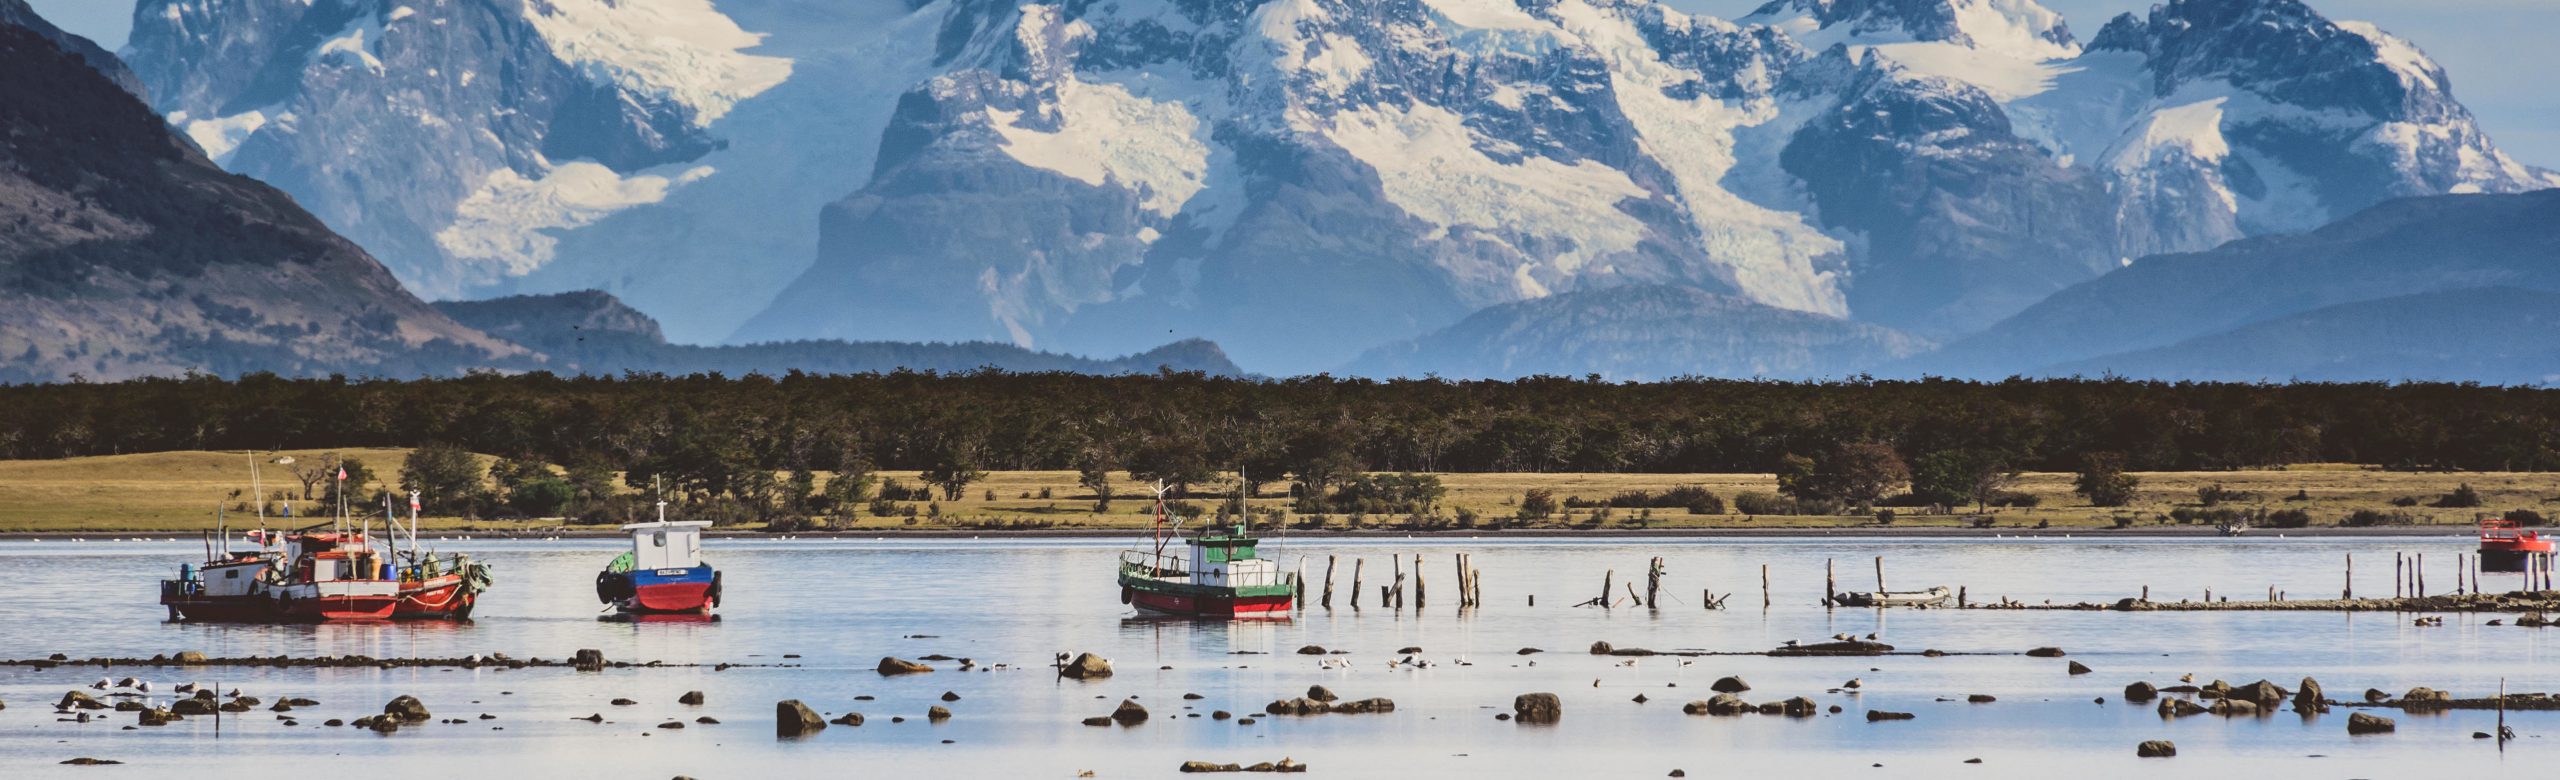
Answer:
[1744,0,2075,59]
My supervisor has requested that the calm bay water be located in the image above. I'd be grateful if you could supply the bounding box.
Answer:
[2,534,2553,778]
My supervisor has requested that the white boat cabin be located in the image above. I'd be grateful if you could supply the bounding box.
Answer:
[622,520,711,571]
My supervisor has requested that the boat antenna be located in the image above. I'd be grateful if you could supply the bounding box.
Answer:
[407,490,421,559]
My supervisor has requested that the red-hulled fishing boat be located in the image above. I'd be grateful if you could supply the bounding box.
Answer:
[2479,517,2556,572]
[163,527,401,621]
[386,491,492,620]
[1116,482,1297,618]
[160,457,488,622]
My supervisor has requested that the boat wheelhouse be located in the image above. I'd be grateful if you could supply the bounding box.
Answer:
[1116,485,1297,618]
[596,503,720,616]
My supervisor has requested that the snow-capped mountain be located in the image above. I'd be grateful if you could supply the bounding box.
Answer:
[124,0,2555,374]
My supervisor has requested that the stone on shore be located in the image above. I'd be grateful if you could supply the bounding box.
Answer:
[2156,699,2208,718]
[877,657,933,675]
[1709,676,1750,693]
[776,700,826,737]
[385,695,431,722]
[2295,677,2325,712]
[1113,699,1149,725]
[1513,693,1562,723]
[2136,740,2176,758]
[2232,680,2287,707]
[1061,652,1113,679]
[2347,712,2396,734]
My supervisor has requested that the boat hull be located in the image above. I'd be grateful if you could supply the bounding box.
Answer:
[162,593,398,623]
[1120,578,1294,618]
[602,565,720,615]
[2479,544,2554,573]
[392,573,479,620]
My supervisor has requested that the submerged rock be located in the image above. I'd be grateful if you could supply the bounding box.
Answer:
[2348,712,2397,734]
[2295,677,2325,712]
[776,700,826,736]
[1864,710,1915,721]
[1061,652,1113,680]
[1513,693,1562,723]
[385,696,431,722]
[877,657,933,675]
[2124,682,2159,702]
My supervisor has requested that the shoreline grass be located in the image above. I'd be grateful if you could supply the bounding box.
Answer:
[0,450,2552,534]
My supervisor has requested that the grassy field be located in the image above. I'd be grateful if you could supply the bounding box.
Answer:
[0,450,2553,533]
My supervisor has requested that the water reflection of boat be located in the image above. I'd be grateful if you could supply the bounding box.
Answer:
[595,502,721,616]
[2478,517,2555,572]
[1828,586,1952,608]
[1116,483,1296,619]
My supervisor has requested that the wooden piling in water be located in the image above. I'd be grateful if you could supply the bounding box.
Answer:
[1350,558,1364,609]
[1295,558,1307,606]
[1874,556,1886,593]
[2141,585,2149,602]
[1825,558,1836,608]
[2395,553,2405,599]
[1454,554,1468,608]
[1414,554,1426,609]
[1600,569,1615,609]
[2418,553,2426,597]
[1322,555,1337,609]
[1761,563,1771,609]
[1957,585,1967,608]
[1391,555,1405,608]
[2344,554,2352,600]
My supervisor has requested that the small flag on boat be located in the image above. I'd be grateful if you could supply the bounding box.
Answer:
[410,492,421,511]
[336,466,347,481]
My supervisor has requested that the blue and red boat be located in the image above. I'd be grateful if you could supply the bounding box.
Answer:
[595,503,721,616]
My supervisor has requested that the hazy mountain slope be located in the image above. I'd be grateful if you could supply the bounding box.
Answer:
[1921,190,2560,377]
[1342,284,1929,380]
[437,290,1245,376]
[0,0,142,97]
[0,20,520,383]
[2041,287,2560,385]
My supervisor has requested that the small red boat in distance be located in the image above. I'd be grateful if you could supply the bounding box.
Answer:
[2478,517,2556,573]
[595,503,721,616]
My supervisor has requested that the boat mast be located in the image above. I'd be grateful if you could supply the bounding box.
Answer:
[1151,481,1170,559]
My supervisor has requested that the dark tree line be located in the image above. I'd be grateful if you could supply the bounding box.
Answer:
[5,371,2560,482]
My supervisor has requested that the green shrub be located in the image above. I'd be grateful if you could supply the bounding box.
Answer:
[1733,492,1795,516]
[2433,483,2483,508]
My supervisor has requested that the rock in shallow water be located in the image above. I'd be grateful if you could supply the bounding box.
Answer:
[776,700,826,737]
[2136,740,2176,758]
[1513,693,1561,723]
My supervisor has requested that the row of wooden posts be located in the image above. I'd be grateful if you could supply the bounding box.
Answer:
[1292,550,2557,613]
[1303,554,1484,609]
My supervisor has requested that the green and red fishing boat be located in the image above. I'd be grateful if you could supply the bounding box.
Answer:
[1116,484,1296,618]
